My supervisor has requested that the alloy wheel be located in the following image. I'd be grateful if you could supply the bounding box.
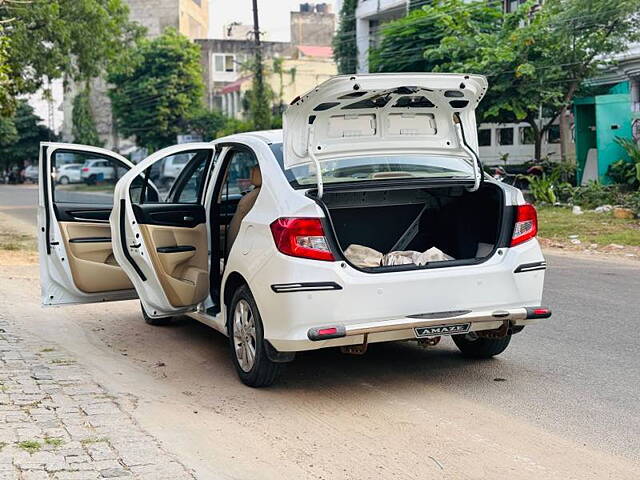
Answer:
[233,299,257,372]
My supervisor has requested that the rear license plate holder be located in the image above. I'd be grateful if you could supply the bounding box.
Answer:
[414,323,471,338]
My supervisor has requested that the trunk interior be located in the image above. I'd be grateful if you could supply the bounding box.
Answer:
[320,182,507,270]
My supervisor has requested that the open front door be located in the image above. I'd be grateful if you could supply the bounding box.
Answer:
[111,143,216,319]
[39,142,138,305]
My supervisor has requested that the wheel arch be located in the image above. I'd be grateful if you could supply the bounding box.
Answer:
[223,271,249,321]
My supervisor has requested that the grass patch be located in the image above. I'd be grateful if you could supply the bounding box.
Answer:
[17,440,41,453]
[58,184,114,194]
[40,348,56,353]
[80,437,109,445]
[49,359,76,365]
[0,231,37,252]
[44,437,64,448]
[538,206,640,247]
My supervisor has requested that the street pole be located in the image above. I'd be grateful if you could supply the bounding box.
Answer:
[251,0,271,130]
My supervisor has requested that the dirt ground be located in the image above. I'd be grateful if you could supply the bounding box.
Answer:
[0,258,638,480]
[1,210,640,478]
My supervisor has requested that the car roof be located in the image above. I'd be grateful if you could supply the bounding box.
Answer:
[217,129,283,145]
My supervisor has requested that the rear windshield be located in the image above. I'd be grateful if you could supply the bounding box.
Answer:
[270,142,474,188]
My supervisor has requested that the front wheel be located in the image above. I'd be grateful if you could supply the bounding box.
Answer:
[452,332,511,358]
[228,285,282,387]
[58,176,69,185]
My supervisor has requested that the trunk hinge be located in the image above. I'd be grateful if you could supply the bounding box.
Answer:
[453,113,482,192]
[307,125,324,198]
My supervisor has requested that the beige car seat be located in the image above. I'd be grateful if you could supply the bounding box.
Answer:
[227,165,262,251]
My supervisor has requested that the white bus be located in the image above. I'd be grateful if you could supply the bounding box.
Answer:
[478,121,561,166]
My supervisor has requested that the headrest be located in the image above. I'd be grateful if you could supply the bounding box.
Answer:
[250,165,262,187]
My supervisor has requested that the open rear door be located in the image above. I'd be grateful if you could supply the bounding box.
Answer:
[110,143,216,319]
[39,142,138,305]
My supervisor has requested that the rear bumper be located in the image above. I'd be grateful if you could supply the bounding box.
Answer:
[308,306,551,341]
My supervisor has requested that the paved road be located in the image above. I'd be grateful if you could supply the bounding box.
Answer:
[0,184,38,226]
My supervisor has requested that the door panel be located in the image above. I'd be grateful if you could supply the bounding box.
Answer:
[39,142,138,306]
[139,221,209,307]
[110,143,216,318]
[58,222,133,293]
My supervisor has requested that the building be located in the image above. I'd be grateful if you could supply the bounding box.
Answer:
[216,45,337,119]
[198,3,337,120]
[574,44,640,184]
[60,0,210,151]
[291,3,335,47]
[124,0,209,39]
[355,0,408,73]
[196,39,292,114]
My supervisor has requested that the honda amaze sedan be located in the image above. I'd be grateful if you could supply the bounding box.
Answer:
[38,73,551,387]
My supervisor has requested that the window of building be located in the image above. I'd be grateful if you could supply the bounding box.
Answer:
[214,54,235,73]
[498,127,514,146]
[478,129,491,146]
[519,126,535,145]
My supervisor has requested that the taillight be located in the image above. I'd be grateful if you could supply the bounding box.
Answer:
[82,167,89,172]
[511,204,538,246]
[270,217,335,261]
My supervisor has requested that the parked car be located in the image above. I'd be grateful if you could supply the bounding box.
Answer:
[24,165,39,183]
[55,163,82,185]
[80,159,118,184]
[159,153,190,188]
[37,74,551,387]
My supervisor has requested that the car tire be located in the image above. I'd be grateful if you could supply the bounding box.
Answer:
[452,332,511,358]
[59,176,69,185]
[228,285,282,387]
[140,302,173,326]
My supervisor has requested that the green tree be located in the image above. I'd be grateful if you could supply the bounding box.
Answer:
[370,1,501,73]
[72,86,102,146]
[187,108,228,141]
[0,0,141,113]
[0,100,55,170]
[332,0,358,74]
[371,0,640,161]
[0,25,13,115]
[107,29,205,151]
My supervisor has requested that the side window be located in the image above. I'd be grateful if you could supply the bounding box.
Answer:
[498,127,514,146]
[548,125,561,144]
[220,150,257,197]
[519,126,535,145]
[132,149,212,204]
[51,150,128,205]
[478,129,491,147]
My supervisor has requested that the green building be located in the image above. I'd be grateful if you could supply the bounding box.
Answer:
[573,48,640,184]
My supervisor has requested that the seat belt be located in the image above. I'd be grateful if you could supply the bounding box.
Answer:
[389,203,429,252]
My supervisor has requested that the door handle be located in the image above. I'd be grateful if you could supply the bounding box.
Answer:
[183,216,194,222]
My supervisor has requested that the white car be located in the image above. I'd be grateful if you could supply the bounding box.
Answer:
[24,165,39,183]
[37,74,550,387]
[55,163,82,184]
[80,158,118,184]
[160,153,191,187]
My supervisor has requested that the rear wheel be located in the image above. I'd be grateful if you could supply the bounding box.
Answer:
[452,332,511,358]
[228,285,282,387]
[59,176,69,185]
[140,302,173,326]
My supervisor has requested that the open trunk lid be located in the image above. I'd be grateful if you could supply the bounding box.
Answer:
[283,73,488,192]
